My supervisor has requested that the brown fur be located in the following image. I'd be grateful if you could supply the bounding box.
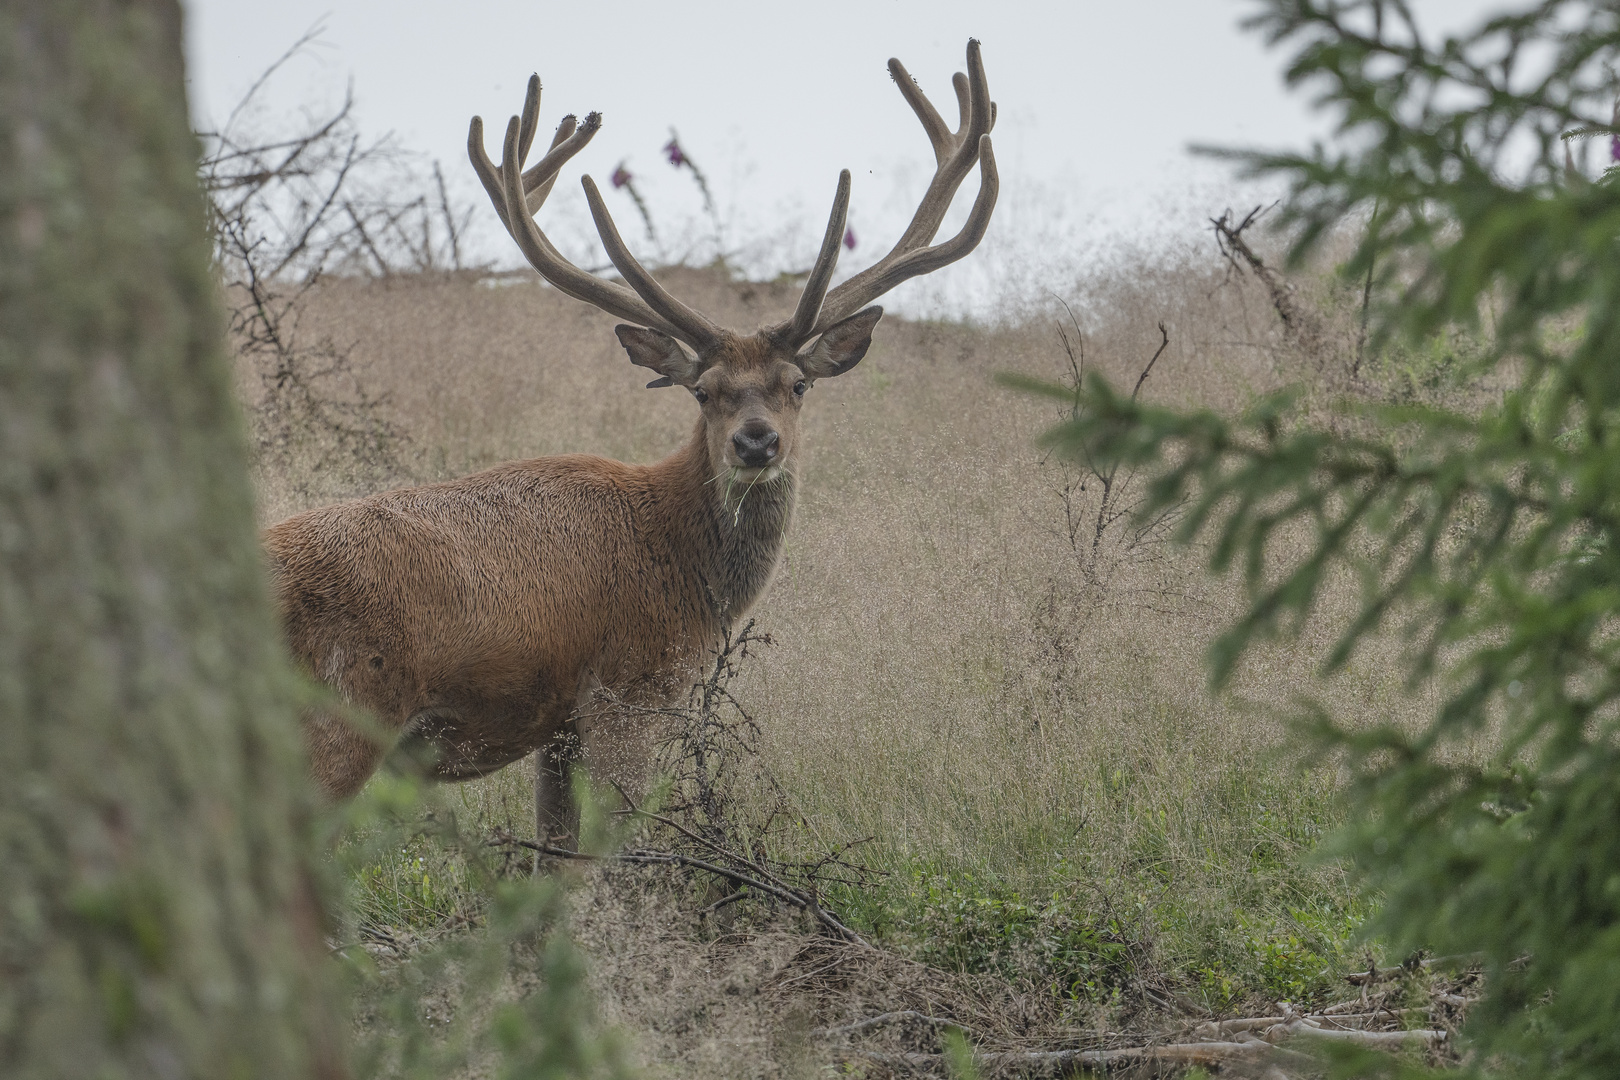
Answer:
[265,322,876,811]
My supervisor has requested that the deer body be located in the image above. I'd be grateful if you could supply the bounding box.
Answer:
[269,413,794,799]
[277,42,997,825]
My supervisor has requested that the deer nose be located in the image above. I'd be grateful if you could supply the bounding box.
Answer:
[731,424,780,467]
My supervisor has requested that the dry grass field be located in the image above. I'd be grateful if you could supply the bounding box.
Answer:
[242,238,1450,1075]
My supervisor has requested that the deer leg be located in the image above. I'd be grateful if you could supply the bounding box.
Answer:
[302,705,389,800]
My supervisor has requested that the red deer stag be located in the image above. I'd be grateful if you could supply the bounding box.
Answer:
[265,40,998,836]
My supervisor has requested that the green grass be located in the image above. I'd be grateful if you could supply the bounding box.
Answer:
[334,750,1370,1020]
[800,744,1368,1012]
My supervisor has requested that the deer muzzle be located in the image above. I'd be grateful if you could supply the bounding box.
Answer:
[731,423,780,468]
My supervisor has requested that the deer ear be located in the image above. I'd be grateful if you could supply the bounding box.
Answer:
[616,325,704,387]
[798,306,883,380]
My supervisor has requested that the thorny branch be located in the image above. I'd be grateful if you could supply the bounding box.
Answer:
[198,30,481,493]
[498,622,881,945]
[199,31,476,285]
[582,624,882,885]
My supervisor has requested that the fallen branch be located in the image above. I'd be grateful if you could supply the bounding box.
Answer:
[1346,956,1435,985]
[1283,1023,1448,1048]
[813,1011,970,1039]
[1193,1004,1452,1038]
[1191,1015,1288,1036]
[1321,997,1372,1014]
[492,832,869,947]
[1317,1007,1459,1028]
[605,781,874,946]
[845,1037,1318,1076]
[833,1009,1449,1076]
[845,1023,1440,1077]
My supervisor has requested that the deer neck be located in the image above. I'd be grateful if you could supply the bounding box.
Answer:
[658,422,796,627]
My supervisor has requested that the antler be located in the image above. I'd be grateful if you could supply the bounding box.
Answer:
[468,76,721,350]
[784,169,853,344]
[473,46,996,355]
[771,39,1000,346]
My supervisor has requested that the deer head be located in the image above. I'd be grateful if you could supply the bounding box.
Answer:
[468,40,998,483]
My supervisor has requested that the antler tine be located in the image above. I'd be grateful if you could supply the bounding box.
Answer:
[488,114,686,338]
[469,114,514,233]
[952,72,970,135]
[517,74,541,164]
[783,169,852,345]
[520,113,593,214]
[810,39,998,334]
[581,176,722,347]
[950,72,998,135]
[890,59,954,164]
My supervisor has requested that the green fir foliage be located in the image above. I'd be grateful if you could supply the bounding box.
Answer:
[1011,2,1620,1076]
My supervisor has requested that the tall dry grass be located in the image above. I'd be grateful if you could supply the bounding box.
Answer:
[249,234,1445,1068]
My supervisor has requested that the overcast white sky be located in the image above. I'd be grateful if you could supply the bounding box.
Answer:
[181,0,1505,319]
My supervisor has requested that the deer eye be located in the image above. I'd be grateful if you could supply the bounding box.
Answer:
[793,380,807,397]
[692,387,709,404]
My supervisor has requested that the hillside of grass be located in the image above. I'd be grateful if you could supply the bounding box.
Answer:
[247,236,1466,1075]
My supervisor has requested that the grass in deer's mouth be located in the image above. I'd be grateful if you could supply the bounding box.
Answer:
[717,463,786,525]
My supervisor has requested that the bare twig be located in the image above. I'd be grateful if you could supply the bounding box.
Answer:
[587,621,882,897]
[607,782,819,904]
[432,160,469,271]
[1131,321,1170,402]
[1346,954,1438,985]
[516,624,881,957]
[199,30,514,496]
[201,28,480,285]
[1048,318,1183,577]
[1211,203,1331,365]
[491,831,869,946]
[697,890,748,917]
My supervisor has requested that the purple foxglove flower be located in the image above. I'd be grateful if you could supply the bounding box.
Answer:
[664,138,686,167]
[843,225,857,251]
[611,163,633,189]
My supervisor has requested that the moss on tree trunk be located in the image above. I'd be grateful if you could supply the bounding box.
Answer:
[0,1,346,1076]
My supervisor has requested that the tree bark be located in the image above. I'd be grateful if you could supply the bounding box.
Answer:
[0,2,345,1077]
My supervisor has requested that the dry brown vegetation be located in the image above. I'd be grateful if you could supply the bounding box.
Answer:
[244,230,1465,1075]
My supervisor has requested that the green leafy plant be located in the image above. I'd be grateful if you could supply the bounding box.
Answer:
[335,770,633,1080]
[902,873,1135,999]
[1010,2,1620,1076]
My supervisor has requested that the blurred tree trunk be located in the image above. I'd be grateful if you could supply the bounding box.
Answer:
[0,2,346,1077]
